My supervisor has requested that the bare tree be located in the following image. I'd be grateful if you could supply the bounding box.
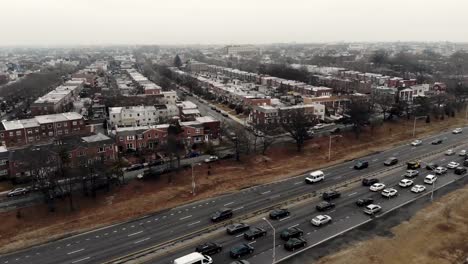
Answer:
[252,122,280,155]
[279,108,315,152]
[347,98,372,139]
[374,93,395,121]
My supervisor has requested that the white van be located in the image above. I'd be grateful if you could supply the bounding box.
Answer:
[305,170,325,184]
[174,252,213,264]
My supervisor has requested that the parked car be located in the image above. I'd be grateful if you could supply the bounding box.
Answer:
[404,170,419,178]
[381,188,398,198]
[269,208,290,220]
[424,174,437,184]
[407,161,421,170]
[204,156,219,163]
[399,179,414,188]
[384,157,398,166]
[459,150,467,157]
[445,149,455,156]
[230,244,254,259]
[322,190,341,201]
[356,198,374,207]
[431,139,443,145]
[311,215,332,226]
[211,208,233,222]
[434,166,447,175]
[370,183,386,192]
[284,238,307,251]
[316,201,335,212]
[411,139,422,146]
[7,187,28,197]
[243,227,267,241]
[354,160,369,170]
[454,167,467,175]
[411,184,426,193]
[362,178,379,186]
[196,242,223,255]
[452,128,463,134]
[226,223,250,235]
[364,204,382,215]
[280,227,304,240]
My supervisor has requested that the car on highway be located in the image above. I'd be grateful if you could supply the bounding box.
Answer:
[404,170,419,178]
[454,167,467,175]
[434,166,447,175]
[399,179,414,188]
[174,252,213,264]
[447,161,460,169]
[411,184,426,193]
[322,190,341,201]
[411,139,422,146]
[452,128,463,134]
[196,242,223,255]
[445,149,455,156]
[280,227,304,240]
[204,156,219,163]
[230,243,254,259]
[211,208,233,222]
[311,215,332,226]
[370,183,386,192]
[384,157,398,166]
[407,161,421,170]
[305,170,325,183]
[230,261,250,264]
[356,197,374,207]
[316,201,335,212]
[243,227,267,241]
[424,174,437,184]
[269,208,290,220]
[364,204,382,215]
[226,223,250,235]
[381,188,398,198]
[459,150,467,157]
[7,187,28,197]
[284,237,307,251]
[426,162,438,170]
[362,178,379,186]
[431,138,443,145]
[354,160,369,170]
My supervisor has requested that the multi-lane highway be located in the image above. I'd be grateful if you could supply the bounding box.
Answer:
[1,126,467,264]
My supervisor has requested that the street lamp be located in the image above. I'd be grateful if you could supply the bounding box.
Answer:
[262,217,276,264]
[191,163,201,196]
[328,134,343,161]
[412,116,427,137]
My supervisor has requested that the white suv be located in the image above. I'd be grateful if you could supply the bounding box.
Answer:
[381,188,398,198]
[311,215,332,226]
[424,174,437,184]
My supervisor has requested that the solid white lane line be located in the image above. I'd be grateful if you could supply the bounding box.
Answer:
[224,202,234,206]
[233,206,244,211]
[67,248,85,255]
[248,241,256,245]
[179,215,192,221]
[279,216,291,222]
[261,190,271,195]
[128,231,143,237]
[348,192,358,197]
[72,257,90,263]
[294,181,302,185]
[270,194,281,199]
[134,237,150,244]
[188,221,201,226]
[235,233,245,238]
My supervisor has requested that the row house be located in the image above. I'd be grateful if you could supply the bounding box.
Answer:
[108,105,180,128]
[31,79,85,115]
[249,103,325,126]
[0,112,87,148]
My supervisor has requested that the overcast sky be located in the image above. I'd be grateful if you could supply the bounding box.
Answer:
[1,0,467,46]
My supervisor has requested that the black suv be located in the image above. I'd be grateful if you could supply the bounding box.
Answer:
[196,242,223,255]
[362,178,379,186]
[356,197,374,207]
[384,157,398,166]
[284,237,307,251]
[244,227,267,241]
[316,201,335,212]
[454,167,467,175]
[322,190,341,201]
[431,138,443,145]
[211,208,233,222]
[269,208,290,220]
[407,161,421,170]
[226,223,250,235]
[230,243,254,259]
[280,227,304,240]
[354,160,369,170]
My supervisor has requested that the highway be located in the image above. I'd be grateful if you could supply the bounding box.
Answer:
[0,126,467,264]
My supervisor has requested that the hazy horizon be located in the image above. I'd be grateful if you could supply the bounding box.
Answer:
[2,0,467,46]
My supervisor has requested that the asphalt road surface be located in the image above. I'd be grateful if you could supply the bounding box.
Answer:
[1,126,467,264]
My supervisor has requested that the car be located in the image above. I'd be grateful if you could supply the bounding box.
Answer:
[431,139,443,145]
[211,208,233,222]
[230,261,250,264]
[424,174,437,184]
[445,149,455,156]
[381,188,398,198]
[454,167,467,175]
[426,162,439,170]
[316,201,335,212]
[434,166,447,175]
[354,160,369,170]
[464,159,468,167]
[284,237,307,251]
[411,139,423,146]
[125,163,144,171]
[364,204,382,215]
[222,113,229,118]
[269,208,290,220]
[305,170,325,183]
[7,187,28,197]
[243,227,267,241]
[452,128,463,134]
[399,179,414,187]
[230,243,254,259]
[370,183,386,192]
[404,170,419,178]
[322,190,341,201]
[447,161,460,169]
[196,242,223,255]
[311,215,332,226]
[204,156,219,163]
[356,198,374,207]
[362,178,379,186]
[280,227,304,240]
[407,161,421,170]
[459,150,467,157]
[411,184,426,193]
[384,157,398,166]
[226,223,250,235]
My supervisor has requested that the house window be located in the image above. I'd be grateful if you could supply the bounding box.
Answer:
[36,135,40,140]
[127,135,135,140]
[27,130,32,135]
[41,125,45,130]
[113,115,116,118]
[57,123,61,128]
[63,122,67,127]
[0,170,7,176]
[119,137,123,141]
[64,129,69,134]
[78,151,84,157]
[16,131,21,136]
[57,130,62,135]
[147,134,151,139]
[47,124,53,129]
[28,137,34,142]
[187,130,190,135]
[98,147,104,153]
[68,153,72,158]
[0,133,3,138]
[35,128,39,133]
[196,129,200,133]
[0,160,7,165]
[72,121,77,125]
[9,132,13,137]
[48,132,54,136]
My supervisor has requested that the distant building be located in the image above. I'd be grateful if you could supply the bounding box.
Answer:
[108,105,180,127]
[249,103,325,126]
[225,45,258,55]
[31,79,85,115]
